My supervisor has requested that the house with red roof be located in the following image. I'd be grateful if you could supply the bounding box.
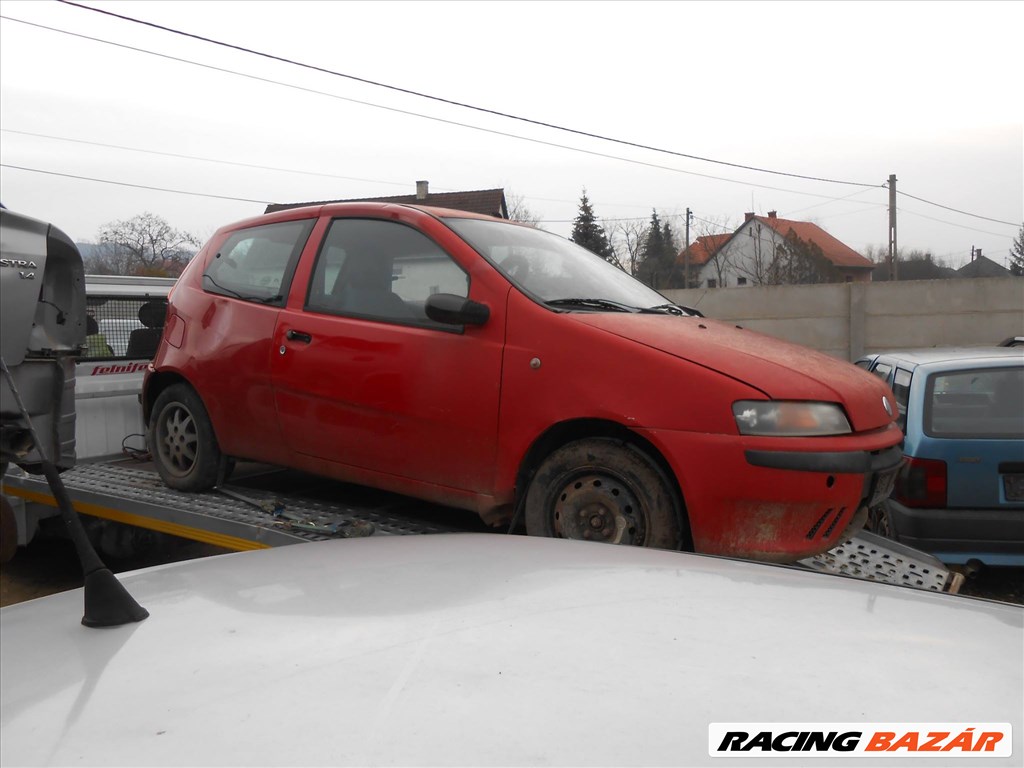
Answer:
[694,211,875,287]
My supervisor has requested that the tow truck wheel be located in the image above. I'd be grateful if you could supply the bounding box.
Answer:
[524,438,686,550]
[149,384,221,492]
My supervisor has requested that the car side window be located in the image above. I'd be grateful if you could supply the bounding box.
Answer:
[870,362,892,382]
[306,219,469,327]
[203,219,314,305]
[892,368,912,431]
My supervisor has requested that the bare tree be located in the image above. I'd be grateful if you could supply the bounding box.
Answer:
[733,222,834,286]
[606,218,647,276]
[505,190,542,228]
[97,212,200,277]
[691,215,736,288]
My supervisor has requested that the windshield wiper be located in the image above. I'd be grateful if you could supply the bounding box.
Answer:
[546,298,635,313]
[638,303,702,317]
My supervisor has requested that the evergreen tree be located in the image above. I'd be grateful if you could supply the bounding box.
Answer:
[569,189,615,260]
[1011,225,1024,277]
[637,211,679,288]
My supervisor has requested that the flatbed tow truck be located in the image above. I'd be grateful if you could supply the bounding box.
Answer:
[2,457,964,594]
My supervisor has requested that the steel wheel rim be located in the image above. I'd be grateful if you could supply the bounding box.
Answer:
[551,471,647,545]
[157,403,199,478]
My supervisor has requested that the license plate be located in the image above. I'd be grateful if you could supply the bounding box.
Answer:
[869,466,899,506]
[1005,474,1024,502]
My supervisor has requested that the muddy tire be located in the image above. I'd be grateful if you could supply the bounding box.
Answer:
[866,503,894,538]
[524,438,686,550]
[149,384,221,492]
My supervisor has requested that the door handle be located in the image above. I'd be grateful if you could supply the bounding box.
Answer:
[285,329,313,343]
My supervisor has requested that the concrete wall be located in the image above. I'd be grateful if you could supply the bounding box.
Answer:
[663,277,1024,362]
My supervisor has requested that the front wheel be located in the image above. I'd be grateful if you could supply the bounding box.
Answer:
[524,438,686,550]
[149,383,221,491]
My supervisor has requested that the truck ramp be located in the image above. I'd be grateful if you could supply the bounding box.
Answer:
[2,462,459,551]
[4,463,962,593]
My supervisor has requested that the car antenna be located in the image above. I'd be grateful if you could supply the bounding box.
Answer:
[0,357,149,627]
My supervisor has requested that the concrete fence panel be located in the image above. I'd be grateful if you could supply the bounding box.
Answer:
[664,277,1023,362]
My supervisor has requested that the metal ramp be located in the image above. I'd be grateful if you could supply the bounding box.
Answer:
[798,530,964,593]
[2,462,459,551]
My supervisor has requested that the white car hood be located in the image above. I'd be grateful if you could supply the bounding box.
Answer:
[1,534,1021,767]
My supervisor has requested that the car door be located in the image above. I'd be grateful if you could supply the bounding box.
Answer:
[271,214,506,496]
[189,217,315,463]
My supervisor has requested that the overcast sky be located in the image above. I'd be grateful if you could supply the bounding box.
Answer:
[1,0,1021,269]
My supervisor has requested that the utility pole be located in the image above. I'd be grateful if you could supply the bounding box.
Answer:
[684,207,693,288]
[887,174,898,281]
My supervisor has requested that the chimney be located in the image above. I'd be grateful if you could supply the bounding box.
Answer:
[416,180,429,200]
[767,210,777,219]
[976,248,982,259]
[744,212,756,222]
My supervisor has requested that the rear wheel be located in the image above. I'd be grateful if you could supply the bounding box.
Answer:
[524,438,685,550]
[149,384,221,491]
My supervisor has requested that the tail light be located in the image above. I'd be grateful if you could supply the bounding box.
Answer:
[892,456,947,508]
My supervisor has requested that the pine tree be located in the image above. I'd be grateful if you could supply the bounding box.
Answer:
[569,190,615,260]
[637,211,678,288]
[1011,225,1024,277]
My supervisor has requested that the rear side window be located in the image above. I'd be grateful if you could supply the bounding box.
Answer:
[870,362,892,381]
[925,367,1024,438]
[203,219,314,305]
[83,295,168,361]
[892,368,912,431]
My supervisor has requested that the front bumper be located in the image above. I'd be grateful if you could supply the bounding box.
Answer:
[886,499,1024,566]
[637,426,903,562]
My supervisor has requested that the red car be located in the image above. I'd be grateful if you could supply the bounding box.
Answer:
[144,203,902,561]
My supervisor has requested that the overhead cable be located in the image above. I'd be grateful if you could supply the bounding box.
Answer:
[57,0,880,188]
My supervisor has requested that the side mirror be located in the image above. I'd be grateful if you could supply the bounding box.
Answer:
[425,294,489,326]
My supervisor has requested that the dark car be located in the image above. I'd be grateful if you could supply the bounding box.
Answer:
[856,347,1024,565]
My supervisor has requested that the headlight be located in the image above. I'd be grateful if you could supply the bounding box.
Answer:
[732,401,852,436]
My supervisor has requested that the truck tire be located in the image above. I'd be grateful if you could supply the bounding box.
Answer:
[149,384,221,492]
[524,438,686,550]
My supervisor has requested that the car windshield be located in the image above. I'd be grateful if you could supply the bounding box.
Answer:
[445,218,688,314]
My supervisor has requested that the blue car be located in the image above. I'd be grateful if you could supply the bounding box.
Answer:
[856,347,1024,566]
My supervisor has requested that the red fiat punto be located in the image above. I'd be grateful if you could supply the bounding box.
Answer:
[143,203,902,561]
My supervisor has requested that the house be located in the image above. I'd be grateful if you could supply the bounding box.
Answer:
[264,181,508,218]
[696,211,875,287]
[675,234,731,288]
[956,252,1012,279]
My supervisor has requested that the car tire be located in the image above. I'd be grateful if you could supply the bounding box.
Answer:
[524,438,686,550]
[149,384,221,492]
[866,503,894,539]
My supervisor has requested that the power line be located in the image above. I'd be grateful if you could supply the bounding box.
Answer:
[897,206,1016,238]
[896,189,1018,227]
[0,164,271,204]
[1,128,428,189]
[0,14,887,205]
[57,0,880,189]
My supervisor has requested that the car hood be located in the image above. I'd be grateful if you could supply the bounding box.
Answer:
[2,535,1020,767]
[572,313,896,432]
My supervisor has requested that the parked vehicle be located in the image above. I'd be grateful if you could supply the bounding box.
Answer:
[144,203,903,561]
[1,534,1020,766]
[856,347,1024,565]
